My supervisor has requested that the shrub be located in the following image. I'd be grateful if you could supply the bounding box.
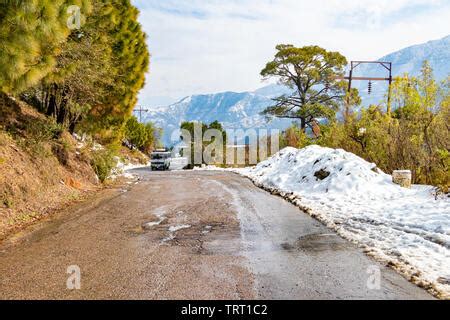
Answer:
[51,143,70,166]
[90,148,117,183]
[124,116,157,154]
[21,118,64,142]
[315,62,449,188]
[280,125,312,149]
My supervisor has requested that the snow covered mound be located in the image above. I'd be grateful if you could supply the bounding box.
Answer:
[237,145,450,298]
[247,145,419,199]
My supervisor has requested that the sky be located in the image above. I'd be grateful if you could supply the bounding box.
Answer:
[132,0,450,107]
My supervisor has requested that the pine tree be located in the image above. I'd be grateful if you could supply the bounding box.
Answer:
[261,45,348,131]
[83,0,150,143]
[0,0,91,93]
[15,0,150,143]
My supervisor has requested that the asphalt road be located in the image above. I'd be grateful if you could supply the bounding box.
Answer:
[0,170,433,299]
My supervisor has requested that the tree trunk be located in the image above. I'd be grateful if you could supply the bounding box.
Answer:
[300,117,306,132]
[344,101,350,125]
[46,84,58,118]
[69,120,77,134]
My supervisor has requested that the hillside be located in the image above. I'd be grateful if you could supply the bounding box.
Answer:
[0,94,148,240]
[0,93,100,239]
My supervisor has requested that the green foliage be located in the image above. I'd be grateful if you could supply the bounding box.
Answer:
[22,15,114,133]
[0,0,92,93]
[27,119,65,142]
[84,0,150,143]
[124,116,157,153]
[3,1,150,145]
[180,121,227,167]
[180,120,226,139]
[316,61,449,189]
[90,147,117,183]
[280,125,312,149]
[261,44,348,130]
[341,88,362,123]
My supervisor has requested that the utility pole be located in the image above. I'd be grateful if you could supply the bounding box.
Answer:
[336,61,393,115]
[133,106,149,123]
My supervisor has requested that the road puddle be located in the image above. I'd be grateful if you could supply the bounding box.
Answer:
[141,206,168,230]
[161,233,175,243]
[161,224,193,245]
[281,233,346,252]
[202,225,212,234]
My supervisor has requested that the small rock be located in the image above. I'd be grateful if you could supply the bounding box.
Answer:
[314,169,330,180]
[437,277,450,285]
[392,170,412,188]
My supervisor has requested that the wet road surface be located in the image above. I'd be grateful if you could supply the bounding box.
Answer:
[0,170,433,299]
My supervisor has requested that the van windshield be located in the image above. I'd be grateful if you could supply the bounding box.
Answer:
[151,153,170,160]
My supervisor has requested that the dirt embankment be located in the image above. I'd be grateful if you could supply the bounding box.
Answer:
[0,93,101,240]
[0,93,147,241]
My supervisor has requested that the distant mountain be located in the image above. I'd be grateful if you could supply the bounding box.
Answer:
[355,35,449,105]
[379,35,449,80]
[142,84,293,146]
[144,35,450,146]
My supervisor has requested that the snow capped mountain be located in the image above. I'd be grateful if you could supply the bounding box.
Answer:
[379,35,449,80]
[142,84,294,146]
[143,35,449,146]
[355,35,450,105]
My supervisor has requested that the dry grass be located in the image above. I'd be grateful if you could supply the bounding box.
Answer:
[0,93,99,240]
[119,146,149,165]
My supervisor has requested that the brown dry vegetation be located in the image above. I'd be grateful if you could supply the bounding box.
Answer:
[0,93,100,240]
[119,145,149,165]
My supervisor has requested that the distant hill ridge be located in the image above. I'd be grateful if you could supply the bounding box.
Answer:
[142,35,450,146]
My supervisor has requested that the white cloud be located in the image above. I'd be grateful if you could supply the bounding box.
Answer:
[132,0,450,106]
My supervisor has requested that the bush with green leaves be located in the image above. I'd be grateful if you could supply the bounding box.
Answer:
[124,116,157,154]
[90,148,117,183]
[314,62,449,189]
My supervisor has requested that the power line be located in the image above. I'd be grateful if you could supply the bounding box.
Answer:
[133,106,149,122]
[335,60,393,114]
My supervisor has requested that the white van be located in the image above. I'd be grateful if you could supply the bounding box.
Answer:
[150,150,171,171]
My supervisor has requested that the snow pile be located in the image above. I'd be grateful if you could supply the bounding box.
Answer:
[229,145,449,298]
[111,158,149,180]
[72,133,104,152]
[170,157,189,170]
[115,158,149,173]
